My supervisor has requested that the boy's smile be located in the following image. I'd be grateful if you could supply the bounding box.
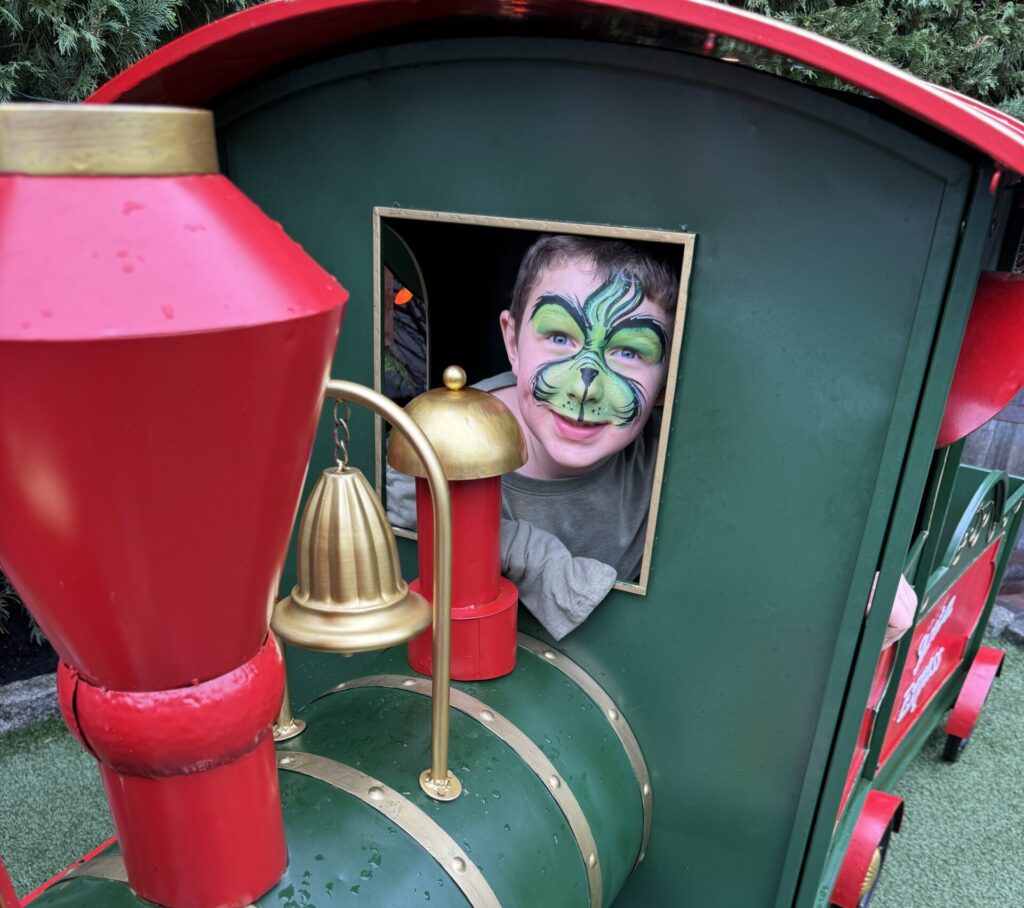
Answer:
[497,258,672,479]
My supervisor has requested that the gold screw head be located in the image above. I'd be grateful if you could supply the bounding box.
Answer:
[443,365,467,391]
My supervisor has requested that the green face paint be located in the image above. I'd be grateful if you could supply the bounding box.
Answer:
[529,269,667,426]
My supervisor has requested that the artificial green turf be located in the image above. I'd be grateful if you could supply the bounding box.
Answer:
[0,643,1020,904]
[0,716,113,899]
[874,638,1024,907]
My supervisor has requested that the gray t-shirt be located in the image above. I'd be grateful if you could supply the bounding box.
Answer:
[476,372,656,582]
[386,372,659,638]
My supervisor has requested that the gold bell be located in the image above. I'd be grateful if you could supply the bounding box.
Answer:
[271,465,431,653]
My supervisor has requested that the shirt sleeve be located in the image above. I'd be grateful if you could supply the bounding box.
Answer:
[385,463,418,531]
[500,518,617,640]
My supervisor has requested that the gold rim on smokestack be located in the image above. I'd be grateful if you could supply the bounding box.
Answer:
[0,104,218,176]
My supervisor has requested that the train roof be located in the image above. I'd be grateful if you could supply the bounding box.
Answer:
[90,0,1024,176]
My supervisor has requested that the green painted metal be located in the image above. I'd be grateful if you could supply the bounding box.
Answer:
[358,643,646,901]
[795,168,998,908]
[281,638,642,907]
[204,35,991,907]
[32,768,474,908]
[814,460,1022,906]
[261,771,470,907]
[28,876,139,908]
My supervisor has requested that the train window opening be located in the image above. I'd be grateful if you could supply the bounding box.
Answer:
[374,208,695,594]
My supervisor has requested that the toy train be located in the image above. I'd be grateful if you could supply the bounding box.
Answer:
[4,2,1024,906]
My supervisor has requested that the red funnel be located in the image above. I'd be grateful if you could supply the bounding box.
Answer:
[938,272,1024,448]
[0,106,346,908]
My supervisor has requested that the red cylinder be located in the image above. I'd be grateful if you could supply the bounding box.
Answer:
[408,476,518,680]
[0,120,347,908]
[416,477,501,605]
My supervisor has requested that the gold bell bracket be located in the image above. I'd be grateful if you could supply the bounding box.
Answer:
[323,380,460,802]
[272,633,306,742]
[274,379,460,801]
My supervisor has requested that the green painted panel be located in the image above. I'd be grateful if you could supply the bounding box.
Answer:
[365,644,644,903]
[262,771,468,907]
[214,38,973,906]
[284,686,590,906]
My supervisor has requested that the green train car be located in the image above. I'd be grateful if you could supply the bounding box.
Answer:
[4,2,1024,907]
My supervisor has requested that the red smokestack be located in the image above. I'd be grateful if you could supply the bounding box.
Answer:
[0,105,347,908]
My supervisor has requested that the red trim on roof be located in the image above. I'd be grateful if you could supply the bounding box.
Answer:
[90,0,1024,174]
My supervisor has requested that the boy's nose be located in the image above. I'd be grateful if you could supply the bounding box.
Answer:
[576,367,604,405]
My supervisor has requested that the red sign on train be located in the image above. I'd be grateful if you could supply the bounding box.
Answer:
[878,539,1001,767]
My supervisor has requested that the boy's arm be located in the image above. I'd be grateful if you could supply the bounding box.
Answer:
[385,463,419,530]
[501,518,617,641]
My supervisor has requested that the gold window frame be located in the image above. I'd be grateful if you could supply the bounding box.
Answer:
[373,206,695,596]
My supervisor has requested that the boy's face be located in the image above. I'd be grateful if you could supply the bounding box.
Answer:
[500,258,672,477]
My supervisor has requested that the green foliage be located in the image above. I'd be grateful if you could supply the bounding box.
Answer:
[0,572,46,644]
[733,1,1024,115]
[0,1,259,103]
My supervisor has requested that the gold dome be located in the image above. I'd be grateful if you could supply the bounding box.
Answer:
[386,365,526,480]
[271,466,431,653]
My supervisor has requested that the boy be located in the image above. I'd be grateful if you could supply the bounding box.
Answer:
[388,235,678,639]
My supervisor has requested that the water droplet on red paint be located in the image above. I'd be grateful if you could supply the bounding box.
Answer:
[116,249,129,258]
[122,201,144,215]
[40,310,53,318]
[122,263,134,273]
[20,321,30,330]
[161,305,175,320]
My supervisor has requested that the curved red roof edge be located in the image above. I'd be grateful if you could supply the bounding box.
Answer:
[90,0,1024,175]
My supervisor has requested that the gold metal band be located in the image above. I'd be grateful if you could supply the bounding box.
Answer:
[330,675,603,908]
[277,751,499,907]
[62,851,128,884]
[0,104,218,176]
[517,634,654,865]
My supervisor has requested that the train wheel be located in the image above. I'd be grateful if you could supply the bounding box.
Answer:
[829,791,903,908]
[943,646,1005,765]
[856,836,888,907]
[942,732,969,763]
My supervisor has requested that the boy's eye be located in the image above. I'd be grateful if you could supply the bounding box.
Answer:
[550,333,572,346]
[607,325,665,365]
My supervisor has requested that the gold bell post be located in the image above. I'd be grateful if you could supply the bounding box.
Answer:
[271,380,461,801]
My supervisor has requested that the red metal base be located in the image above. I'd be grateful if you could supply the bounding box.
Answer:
[56,636,286,908]
[830,790,904,908]
[407,577,519,680]
[99,740,283,908]
[945,645,1005,740]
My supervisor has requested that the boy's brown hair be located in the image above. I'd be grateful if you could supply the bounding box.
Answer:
[508,235,680,330]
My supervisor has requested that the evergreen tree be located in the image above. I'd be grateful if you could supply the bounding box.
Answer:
[0,1,258,103]
[734,1,1024,117]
